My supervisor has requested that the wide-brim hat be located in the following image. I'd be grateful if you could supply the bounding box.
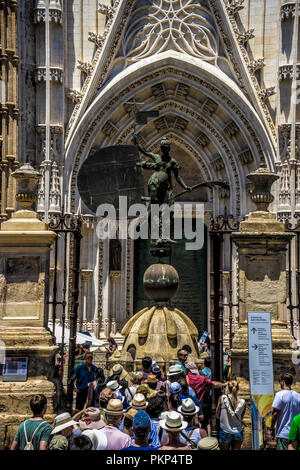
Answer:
[177,398,199,416]
[167,365,182,376]
[100,388,115,402]
[130,393,148,410]
[104,398,125,415]
[159,411,188,432]
[124,407,138,421]
[185,362,199,374]
[48,434,68,450]
[82,429,107,450]
[136,385,149,396]
[78,408,105,430]
[197,437,220,450]
[51,412,78,435]
[145,374,158,384]
[79,419,105,430]
[111,364,129,381]
[106,380,122,391]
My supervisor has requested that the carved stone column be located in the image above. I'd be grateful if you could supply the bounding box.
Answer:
[0,164,57,449]
[0,0,19,223]
[109,270,122,342]
[80,269,93,332]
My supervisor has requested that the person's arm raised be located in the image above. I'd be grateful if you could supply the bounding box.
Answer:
[212,380,228,389]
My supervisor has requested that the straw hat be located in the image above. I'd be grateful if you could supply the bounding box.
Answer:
[197,437,220,450]
[99,388,115,402]
[51,412,78,435]
[104,398,125,416]
[130,393,148,410]
[185,362,199,374]
[159,411,188,432]
[145,374,158,384]
[177,398,199,416]
[131,371,143,383]
[82,429,107,450]
[136,384,149,396]
[106,380,122,391]
[167,365,182,376]
[79,407,105,430]
[112,364,123,375]
[124,408,138,421]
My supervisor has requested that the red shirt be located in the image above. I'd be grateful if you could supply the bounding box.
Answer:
[187,373,213,404]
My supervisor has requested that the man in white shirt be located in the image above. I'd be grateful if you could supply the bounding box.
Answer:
[271,373,300,450]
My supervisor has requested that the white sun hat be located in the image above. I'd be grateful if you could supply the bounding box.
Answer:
[82,429,107,450]
[106,380,122,391]
[167,364,183,376]
[51,412,78,435]
[159,411,188,432]
[177,397,199,415]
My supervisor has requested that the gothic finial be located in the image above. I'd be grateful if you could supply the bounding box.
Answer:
[226,0,245,16]
[237,29,255,45]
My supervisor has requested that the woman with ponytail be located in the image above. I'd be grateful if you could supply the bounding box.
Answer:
[216,380,246,450]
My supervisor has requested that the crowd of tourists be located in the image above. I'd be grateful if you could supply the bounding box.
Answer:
[10,347,300,451]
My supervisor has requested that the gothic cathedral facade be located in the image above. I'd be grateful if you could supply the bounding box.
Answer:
[1,0,300,345]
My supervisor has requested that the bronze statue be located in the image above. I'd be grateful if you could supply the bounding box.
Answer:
[133,134,192,206]
[133,133,230,249]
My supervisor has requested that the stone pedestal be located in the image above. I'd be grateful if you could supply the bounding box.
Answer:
[231,211,300,449]
[0,210,57,449]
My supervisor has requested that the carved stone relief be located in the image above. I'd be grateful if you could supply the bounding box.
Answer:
[122,0,219,62]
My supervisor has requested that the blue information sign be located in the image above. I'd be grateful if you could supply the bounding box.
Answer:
[2,357,28,382]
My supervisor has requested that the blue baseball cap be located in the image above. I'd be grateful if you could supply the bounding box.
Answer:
[133,410,151,435]
[169,382,181,394]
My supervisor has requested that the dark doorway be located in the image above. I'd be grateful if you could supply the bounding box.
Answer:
[133,227,208,334]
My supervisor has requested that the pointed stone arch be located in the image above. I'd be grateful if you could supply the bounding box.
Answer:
[65,52,276,217]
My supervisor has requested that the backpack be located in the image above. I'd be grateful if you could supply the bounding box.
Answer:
[23,420,47,450]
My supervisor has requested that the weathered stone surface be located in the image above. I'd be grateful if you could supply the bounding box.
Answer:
[231,209,299,449]
[118,306,201,365]
[0,208,57,449]
[0,377,56,450]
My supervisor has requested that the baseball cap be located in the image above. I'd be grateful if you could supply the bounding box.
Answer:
[169,382,181,395]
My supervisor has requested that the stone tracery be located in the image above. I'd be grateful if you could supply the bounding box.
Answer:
[122,0,218,62]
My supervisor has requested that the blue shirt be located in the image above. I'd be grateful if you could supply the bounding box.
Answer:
[73,363,96,390]
[175,360,186,375]
[120,419,160,448]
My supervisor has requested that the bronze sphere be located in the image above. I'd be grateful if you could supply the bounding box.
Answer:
[143,263,179,301]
